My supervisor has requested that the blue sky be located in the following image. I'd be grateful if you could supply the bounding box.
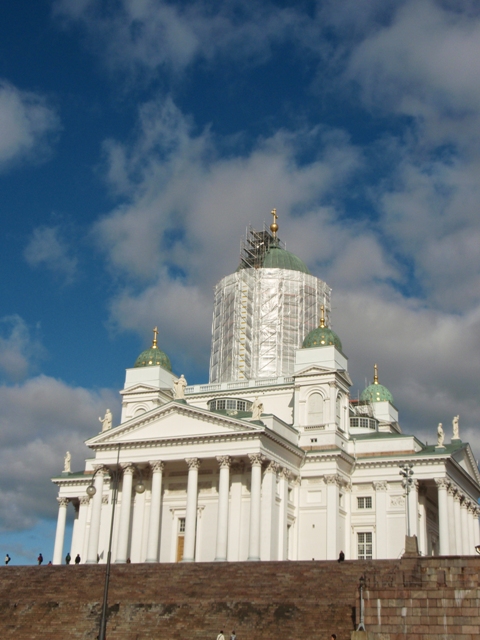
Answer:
[2,0,480,563]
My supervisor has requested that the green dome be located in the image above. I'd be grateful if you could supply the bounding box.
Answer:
[302,326,342,351]
[262,246,310,274]
[134,329,172,371]
[360,383,393,403]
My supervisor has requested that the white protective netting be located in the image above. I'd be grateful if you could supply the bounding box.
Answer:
[209,268,331,383]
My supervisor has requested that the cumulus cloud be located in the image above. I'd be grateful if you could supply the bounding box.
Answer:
[24,226,78,283]
[0,80,59,170]
[0,375,118,531]
[0,316,44,382]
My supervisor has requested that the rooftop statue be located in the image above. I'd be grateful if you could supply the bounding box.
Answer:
[437,422,444,448]
[64,451,71,473]
[99,409,112,432]
[452,414,460,440]
[174,374,187,400]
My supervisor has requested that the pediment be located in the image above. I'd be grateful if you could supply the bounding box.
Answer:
[87,402,263,446]
[294,365,335,377]
[452,444,480,485]
[121,383,172,396]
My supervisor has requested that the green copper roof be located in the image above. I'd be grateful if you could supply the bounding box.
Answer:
[302,326,342,350]
[360,382,393,404]
[262,246,310,274]
[134,346,172,370]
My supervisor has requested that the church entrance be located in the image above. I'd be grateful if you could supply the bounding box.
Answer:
[176,518,185,562]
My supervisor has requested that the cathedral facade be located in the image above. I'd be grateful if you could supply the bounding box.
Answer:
[52,219,480,565]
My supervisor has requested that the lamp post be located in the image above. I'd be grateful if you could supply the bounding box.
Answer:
[356,574,366,632]
[399,462,414,537]
[86,447,145,640]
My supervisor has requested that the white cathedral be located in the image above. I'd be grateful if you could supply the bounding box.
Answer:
[52,214,480,565]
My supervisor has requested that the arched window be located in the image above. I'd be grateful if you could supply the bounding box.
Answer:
[336,393,342,428]
[308,392,324,425]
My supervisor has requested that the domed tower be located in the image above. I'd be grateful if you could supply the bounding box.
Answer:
[133,327,172,371]
[209,211,331,382]
[360,364,394,404]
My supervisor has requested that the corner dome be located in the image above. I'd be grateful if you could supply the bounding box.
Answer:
[302,305,342,350]
[360,364,393,403]
[134,328,172,371]
[262,246,310,274]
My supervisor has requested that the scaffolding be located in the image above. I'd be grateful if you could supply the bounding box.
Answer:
[238,224,285,270]
[209,257,332,383]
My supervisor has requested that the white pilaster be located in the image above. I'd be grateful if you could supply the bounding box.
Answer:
[447,485,457,554]
[373,481,388,559]
[261,460,278,560]
[116,464,134,563]
[417,487,428,556]
[344,483,352,559]
[325,474,339,559]
[145,461,165,562]
[474,508,480,547]
[461,498,470,555]
[53,498,69,565]
[74,496,90,561]
[435,478,449,556]
[215,456,232,561]
[183,458,200,562]
[248,453,264,561]
[467,504,475,554]
[277,468,290,560]
[453,491,463,554]
[227,462,244,561]
[408,480,419,538]
[86,468,106,564]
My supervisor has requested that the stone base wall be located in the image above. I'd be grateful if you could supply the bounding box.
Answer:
[0,557,478,639]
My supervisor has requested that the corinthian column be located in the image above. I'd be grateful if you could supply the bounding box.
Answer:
[53,498,69,565]
[86,467,106,564]
[278,468,290,560]
[215,456,232,561]
[261,460,279,560]
[145,461,165,562]
[435,478,449,555]
[373,481,388,559]
[461,498,470,554]
[453,490,463,553]
[248,453,264,561]
[115,464,134,563]
[183,458,200,562]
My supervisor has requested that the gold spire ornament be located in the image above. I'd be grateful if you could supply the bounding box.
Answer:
[270,208,279,238]
[373,363,379,385]
[319,304,326,328]
[152,327,159,349]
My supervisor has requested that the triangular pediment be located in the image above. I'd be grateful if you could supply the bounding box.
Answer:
[451,444,480,484]
[294,365,333,377]
[120,383,173,396]
[87,401,263,447]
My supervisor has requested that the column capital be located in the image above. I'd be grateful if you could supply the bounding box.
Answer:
[79,496,90,506]
[248,453,265,467]
[216,455,232,469]
[434,477,449,490]
[186,457,201,471]
[280,467,291,480]
[150,460,165,473]
[373,480,388,492]
[121,463,135,475]
[324,474,340,486]
[265,460,279,474]
[57,497,69,507]
[92,465,108,475]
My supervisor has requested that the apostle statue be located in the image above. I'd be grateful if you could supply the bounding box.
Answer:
[99,409,112,432]
[437,422,445,448]
[251,397,264,421]
[64,451,71,473]
[452,414,460,440]
[174,374,187,400]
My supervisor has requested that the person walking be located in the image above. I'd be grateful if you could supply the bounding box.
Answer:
[4,554,10,565]
[75,554,81,564]
[65,552,71,564]
[216,631,225,640]
[230,631,236,640]
[37,553,43,565]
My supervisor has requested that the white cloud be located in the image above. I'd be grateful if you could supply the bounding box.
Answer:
[0,375,118,531]
[24,226,78,283]
[0,80,59,170]
[0,316,44,382]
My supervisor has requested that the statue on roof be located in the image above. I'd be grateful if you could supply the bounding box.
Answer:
[64,451,71,473]
[251,397,264,421]
[99,409,112,432]
[437,422,444,448]
[174,374,187,400]
[452,415,460,440]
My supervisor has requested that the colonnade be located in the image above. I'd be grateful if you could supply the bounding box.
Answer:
[435,478,480,555]
[53,453,295,565]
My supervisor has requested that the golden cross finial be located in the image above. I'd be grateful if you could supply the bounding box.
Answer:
[374,363,378,384]
[270,208,279,238]
[152,327,158,348]
[319,304,326,328]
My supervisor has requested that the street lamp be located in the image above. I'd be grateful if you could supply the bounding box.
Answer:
[86,447,145,640]
[356,574,366,632]
[399,462,414,537]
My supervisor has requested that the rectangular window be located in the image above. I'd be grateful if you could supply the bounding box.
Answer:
[237,401,246,411]
[357,496,372,509]
[217,399,226,410]
[357,532,373,559]
[178,517,186,533]
[226,399,236,409]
